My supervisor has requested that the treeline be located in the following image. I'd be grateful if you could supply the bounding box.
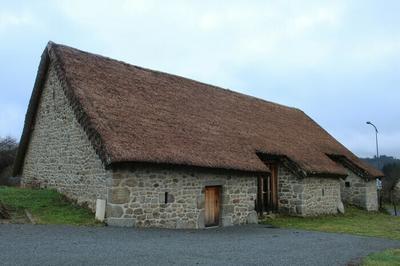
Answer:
[0,136,19,185]
[361,155,400,170]
[361,155,400,201]
[382,163,400,201]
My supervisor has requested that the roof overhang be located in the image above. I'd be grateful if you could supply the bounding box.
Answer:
[327,154,383,181]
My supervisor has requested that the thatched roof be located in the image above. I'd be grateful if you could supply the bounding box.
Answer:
[13,42,383,179]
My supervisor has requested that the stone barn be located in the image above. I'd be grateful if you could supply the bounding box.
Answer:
[13,42,382,228]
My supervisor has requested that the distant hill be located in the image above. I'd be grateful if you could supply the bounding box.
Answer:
[360,155,400,170]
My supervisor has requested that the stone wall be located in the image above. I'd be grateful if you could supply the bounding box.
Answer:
[278,165,341,216]
[340,168,378,211]
[21,63,111,210]
[278,166,302,214]
[301,177,341,216]
[106,165,258,228]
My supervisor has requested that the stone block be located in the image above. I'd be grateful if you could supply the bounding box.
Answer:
[197,210,205,228]
[222,216,233,226]
[167,193,175,203]
[246,211,258,224]
[124,178,137,187]
[293,184,303,193]
[110,187,130,204]
[225,205,234,213]
[337,201,345,214]
[107,205,124,218]
[176,220,196,229]
[111,179,121,187]
[196,195,205,209]
[133,208,143,215]
[295,204,304,214]
[107,218,135,227]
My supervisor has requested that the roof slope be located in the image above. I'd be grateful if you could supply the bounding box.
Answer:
[14,42,383,178]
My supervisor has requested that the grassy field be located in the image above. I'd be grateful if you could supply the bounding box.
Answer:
[262,206,400,240]
[0,186,100,226]
[363,249,400,266]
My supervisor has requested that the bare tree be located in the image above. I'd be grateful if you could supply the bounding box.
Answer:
[0,136,19,172]
[0,136,18,151]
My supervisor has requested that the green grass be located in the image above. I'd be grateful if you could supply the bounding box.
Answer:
[363,249,400,266]
[0,186,100,226]
[261,206,400,240]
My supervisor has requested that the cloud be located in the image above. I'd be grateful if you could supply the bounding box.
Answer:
[53,0,399,78]
[0,0,399,157]
[0,11,35,32]
[338,129,400,159]
[0,103,25,138]
[50,1,349,86]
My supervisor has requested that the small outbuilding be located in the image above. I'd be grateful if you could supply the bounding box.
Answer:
[13,42,382,228]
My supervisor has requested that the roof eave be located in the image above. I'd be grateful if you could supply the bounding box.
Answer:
[306,171,348,179]
[327,154,382,181]
[108,160,270,176]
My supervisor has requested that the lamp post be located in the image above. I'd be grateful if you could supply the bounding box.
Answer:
[366,121,382,209]
[366,121,379,168]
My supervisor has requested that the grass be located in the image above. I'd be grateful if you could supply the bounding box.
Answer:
[261,206,400,240]
[363,249,400,266]
[0,186,100,226]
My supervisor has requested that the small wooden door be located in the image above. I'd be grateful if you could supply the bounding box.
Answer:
[205,186,221,227]
[256,163,279,215]
[268,164,279,211]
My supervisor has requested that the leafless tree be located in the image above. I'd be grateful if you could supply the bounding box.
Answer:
[0,136,18,172]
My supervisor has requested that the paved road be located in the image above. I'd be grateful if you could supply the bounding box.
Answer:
[0,224,399,265]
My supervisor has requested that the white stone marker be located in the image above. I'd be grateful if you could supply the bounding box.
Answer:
[95,199,106,222]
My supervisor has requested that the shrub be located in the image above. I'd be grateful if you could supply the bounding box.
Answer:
[0,136,19,185]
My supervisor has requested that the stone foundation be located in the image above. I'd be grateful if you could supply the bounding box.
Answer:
[106,166,258,228]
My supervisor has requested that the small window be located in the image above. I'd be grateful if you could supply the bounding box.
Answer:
[322,188,325,196]
[164,192,168,204]
[345,182,351,188]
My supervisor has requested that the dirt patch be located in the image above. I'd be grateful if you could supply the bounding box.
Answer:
[0,201,31,224]
[0,201,11,219]
[347,257,362,266]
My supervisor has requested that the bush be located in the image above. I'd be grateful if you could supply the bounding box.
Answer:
[0,136,19,185]
[381,163,400,202]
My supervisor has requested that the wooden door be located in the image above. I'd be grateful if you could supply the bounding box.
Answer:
[205,186,221,227]
[268,164,278,211]
[256,163,279,214]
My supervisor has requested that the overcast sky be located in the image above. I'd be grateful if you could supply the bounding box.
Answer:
[1,0,399,158]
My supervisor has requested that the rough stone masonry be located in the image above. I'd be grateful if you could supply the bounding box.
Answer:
[107,166,258,228]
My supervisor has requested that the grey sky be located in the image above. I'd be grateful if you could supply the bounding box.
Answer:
[0,0,399,158]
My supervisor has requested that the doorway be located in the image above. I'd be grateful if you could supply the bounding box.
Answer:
[205,186,221,227]
[257,163,278,215]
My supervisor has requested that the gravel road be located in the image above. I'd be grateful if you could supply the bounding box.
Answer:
[0,224,399,265]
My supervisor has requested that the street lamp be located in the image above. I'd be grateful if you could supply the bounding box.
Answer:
[366,121,379,167]
[366,121,383,209]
